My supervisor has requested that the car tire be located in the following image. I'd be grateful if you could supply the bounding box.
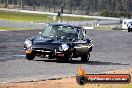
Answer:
[56,54,73,63]
[26,54,35,60]
[64,53,73,63]
[64,57,72,63]
[81,54,89,62]
[56,57,68,63]
[63,57,70,62]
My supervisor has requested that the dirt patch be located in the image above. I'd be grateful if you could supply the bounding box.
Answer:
[0,68,132,88]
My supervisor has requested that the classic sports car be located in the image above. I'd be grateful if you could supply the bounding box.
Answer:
[24,23,93,62]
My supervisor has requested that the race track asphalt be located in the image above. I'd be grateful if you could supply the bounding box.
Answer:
[0,29,132,83]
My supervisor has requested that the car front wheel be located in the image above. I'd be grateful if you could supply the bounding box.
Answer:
[26,54,35,60]
[81,54,90,62]
[56,53,73,63]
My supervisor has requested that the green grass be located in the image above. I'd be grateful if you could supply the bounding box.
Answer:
[95,26,112,30]
[0,10,52,22]
[0,27,33,30]
[95,26,127,30]
[0,10,94,22]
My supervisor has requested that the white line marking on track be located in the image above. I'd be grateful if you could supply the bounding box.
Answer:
[0,30,8,31]
[122,30,127,31]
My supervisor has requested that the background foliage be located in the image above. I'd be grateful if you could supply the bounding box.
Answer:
[0,0,132,17]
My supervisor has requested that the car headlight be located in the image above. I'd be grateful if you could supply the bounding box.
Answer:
[25,39,32,48]
[59,44,69,51]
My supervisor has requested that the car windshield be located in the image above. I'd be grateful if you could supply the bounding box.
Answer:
[42,25,79,39]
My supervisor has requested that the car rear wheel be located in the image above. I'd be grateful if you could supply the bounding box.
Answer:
[81,54,90,62]
[26,54,35,60]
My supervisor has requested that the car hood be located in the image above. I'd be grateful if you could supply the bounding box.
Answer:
[33,36,74,44]
[31,36,73,50]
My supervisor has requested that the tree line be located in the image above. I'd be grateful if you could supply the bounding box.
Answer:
[0,0,132,17]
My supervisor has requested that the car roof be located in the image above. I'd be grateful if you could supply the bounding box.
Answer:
[49,23,82,28]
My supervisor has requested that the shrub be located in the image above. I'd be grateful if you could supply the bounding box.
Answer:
[100,11,131,18]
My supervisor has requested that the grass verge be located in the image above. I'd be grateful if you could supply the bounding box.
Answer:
[95,26,112,30]
[95,25,127,30]
[0,10,94,22]
[0,27,34,30]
